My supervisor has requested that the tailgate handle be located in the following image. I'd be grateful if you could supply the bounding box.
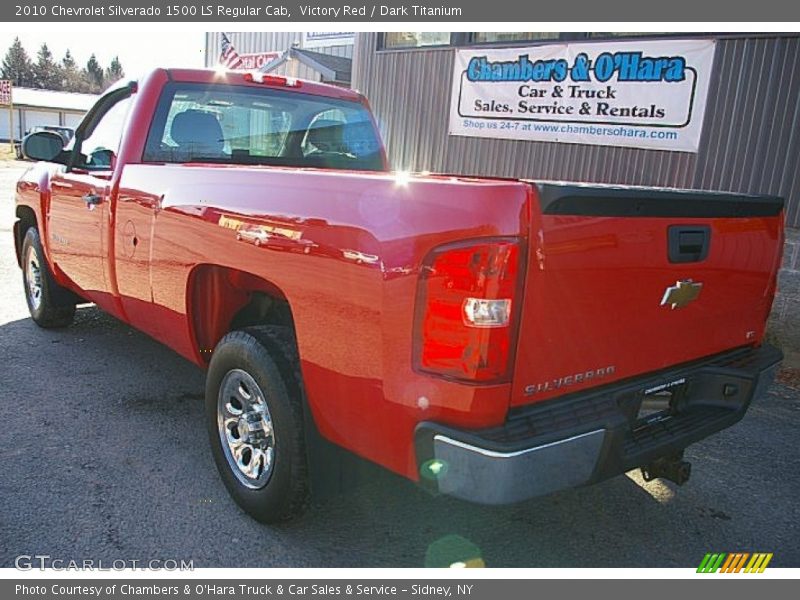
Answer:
[668,225,710,263]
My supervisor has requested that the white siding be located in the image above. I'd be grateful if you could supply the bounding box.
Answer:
[205,32,353,64]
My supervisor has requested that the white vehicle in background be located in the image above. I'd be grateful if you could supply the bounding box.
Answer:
[16,125,75,159]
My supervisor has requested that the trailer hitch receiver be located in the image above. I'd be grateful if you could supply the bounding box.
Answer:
[641,452,692,486]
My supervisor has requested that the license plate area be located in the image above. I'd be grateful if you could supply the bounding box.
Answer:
[634,377,688,429]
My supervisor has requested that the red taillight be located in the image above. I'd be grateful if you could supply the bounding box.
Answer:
[414,240,522,382]
[243,72,301,87]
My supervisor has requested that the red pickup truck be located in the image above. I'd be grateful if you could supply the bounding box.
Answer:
[14,68,784,523]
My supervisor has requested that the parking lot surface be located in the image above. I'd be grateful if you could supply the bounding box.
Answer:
[1,160,798,568]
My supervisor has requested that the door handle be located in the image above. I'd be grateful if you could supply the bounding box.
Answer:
[83,194,102,208]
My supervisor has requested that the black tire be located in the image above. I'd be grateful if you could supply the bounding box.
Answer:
[20,227,76,328]
[205,326,309,523]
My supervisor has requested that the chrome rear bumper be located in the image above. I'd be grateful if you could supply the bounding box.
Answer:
[432,429,606,504]
[416,344,782,505]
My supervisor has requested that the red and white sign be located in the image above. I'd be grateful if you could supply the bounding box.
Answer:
[238,52,281,70]
[219,33,280,71]
[0,80,12,105]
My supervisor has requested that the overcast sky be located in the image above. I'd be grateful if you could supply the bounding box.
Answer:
[11,31,207,79]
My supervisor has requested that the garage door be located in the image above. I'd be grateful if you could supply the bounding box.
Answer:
[63,112,85,128]
[0,108,23,141]
[24,110,60,133]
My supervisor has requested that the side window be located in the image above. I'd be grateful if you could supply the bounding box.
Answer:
[75,96,133,170]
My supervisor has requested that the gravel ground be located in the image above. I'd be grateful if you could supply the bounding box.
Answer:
[0,160,798,568]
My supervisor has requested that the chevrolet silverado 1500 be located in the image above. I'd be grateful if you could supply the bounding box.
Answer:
[14,69,784,522]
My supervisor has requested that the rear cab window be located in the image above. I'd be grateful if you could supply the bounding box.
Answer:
[143,83,385,171]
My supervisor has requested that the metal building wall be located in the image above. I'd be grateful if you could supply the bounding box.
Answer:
[352,33,800,228]
[205,32,353,82]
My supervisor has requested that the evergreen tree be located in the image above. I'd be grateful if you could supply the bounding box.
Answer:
[105,56,124,85]
[62,49,77,72]
[1,37,35,87]
[32,43,63,90]
[61,50,83,92]
[84,53,104,92]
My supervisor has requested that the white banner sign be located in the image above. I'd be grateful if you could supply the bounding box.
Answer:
[449,39,716,152]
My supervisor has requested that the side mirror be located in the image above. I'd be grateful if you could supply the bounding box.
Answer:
[22,131,65,161]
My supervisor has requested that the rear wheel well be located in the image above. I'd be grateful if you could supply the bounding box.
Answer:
[188,265,297,364]
[189,266,349,497]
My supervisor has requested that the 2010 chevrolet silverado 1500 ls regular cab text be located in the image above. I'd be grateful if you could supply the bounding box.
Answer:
[13,69,785,522]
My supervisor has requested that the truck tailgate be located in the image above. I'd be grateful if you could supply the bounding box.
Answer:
[511,183,784,407]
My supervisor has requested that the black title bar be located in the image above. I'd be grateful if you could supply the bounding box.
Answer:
[4,579,799,600]
[3,0,800,21]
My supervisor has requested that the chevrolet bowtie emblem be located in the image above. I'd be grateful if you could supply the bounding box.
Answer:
[661,279,703,309]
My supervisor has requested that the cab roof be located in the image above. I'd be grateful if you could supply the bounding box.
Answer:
[163,68,364,102]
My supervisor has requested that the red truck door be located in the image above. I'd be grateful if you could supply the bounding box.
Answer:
[47,94,132,309]
[49,171,109,298]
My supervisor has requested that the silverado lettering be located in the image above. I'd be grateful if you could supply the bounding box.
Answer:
[13,68,784,522]
[524,366,617,395]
